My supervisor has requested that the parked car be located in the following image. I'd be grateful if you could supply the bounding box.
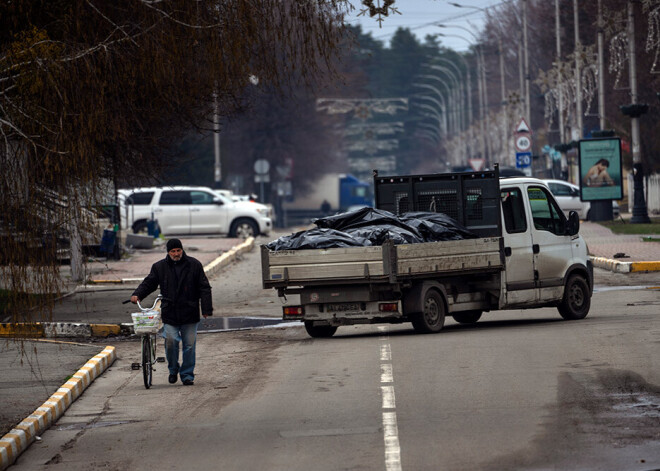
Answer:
[544,179,619,220]
[118,186,272,238]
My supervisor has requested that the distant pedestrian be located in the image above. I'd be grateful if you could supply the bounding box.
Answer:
[321,199,331,216]
[131,238,212,386]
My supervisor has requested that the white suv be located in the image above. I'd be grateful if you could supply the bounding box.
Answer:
[118,186,272,238]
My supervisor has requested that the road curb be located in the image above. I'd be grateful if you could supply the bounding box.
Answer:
[0,322,131,339]
[85,236,255,285]
[0,346,116,470]
[204,237,254,278]
[0,238,256,340]
[590,256,660,273]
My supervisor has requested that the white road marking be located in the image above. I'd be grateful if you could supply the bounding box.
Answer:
[381,385,396,409]
[380,344,391,361]
[378,326,402,471]
[381,364,394,383]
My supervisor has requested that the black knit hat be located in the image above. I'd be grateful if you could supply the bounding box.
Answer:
[166,238,183,252]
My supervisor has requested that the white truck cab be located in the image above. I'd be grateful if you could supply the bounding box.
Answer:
[119,186,272,238]
[499,178,591,313]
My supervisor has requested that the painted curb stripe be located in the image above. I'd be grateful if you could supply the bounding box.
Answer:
[0,346,116,471]
[630,261,660,272]
[590,256,660,273]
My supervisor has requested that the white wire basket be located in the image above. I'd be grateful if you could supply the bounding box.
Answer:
[131,310,162,334]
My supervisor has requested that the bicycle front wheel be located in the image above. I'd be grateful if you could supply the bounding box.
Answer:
[142,335,153,389]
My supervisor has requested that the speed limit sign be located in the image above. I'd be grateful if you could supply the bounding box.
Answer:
[514,134,532,152]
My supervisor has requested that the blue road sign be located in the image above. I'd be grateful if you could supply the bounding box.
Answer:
[516,152,532,168]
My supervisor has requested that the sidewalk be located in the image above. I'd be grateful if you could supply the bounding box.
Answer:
[579,221,660,273]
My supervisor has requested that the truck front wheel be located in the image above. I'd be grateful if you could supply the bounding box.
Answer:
[411,289,445,334]
[304,322,338,338]
[452,310,482,324]
[558,274,591,320]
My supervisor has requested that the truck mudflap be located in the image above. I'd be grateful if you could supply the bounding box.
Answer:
[285,300,404,326]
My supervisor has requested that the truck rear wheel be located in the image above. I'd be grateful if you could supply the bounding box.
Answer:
[452,310,482,324]
[411,289,445,334]
[304,322,338,338]
[558,274,591,320]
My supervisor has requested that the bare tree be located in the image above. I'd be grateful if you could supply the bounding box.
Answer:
[0,0,352,318]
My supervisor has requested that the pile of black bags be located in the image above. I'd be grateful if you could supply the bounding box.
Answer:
[266,207,477,251]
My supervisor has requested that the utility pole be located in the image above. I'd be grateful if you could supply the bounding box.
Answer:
[522,0,531,123]
[213,92,222,189]
[499,37,510,164]
[597,0,606,131]
[573,0,583,141]
[626,0,651,223]
[555,0,565,145]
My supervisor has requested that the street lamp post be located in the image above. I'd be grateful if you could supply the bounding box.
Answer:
[417,72,461,133]
[573,0,583,141]
[436,26,488,164]
[625,0,651,223]
[423,66,463,129]
[413,83,452,134]
[425,59,466,129]
[414,95,448,136]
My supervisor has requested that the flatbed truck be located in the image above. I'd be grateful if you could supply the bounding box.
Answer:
[261,167,593,337]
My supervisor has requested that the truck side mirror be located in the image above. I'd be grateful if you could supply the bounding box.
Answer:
[566,211,580,236]
[212,197,224,205]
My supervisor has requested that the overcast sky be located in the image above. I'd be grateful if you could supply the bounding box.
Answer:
[345,0,507,51]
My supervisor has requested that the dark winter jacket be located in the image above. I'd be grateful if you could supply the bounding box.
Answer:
[132,251,213,325]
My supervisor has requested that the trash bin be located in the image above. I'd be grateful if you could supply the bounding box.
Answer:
[100,229,117,258]
[147,219,159,238]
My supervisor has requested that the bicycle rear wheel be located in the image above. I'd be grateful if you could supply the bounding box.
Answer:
[142,335,153,388]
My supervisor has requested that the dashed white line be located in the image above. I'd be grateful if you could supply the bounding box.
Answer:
[378,326,402,471]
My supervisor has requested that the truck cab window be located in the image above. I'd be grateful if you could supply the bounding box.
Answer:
[501,188,527,233]
[527,187,565,235]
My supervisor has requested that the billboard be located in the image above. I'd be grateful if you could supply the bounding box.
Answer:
[578,138,623,201]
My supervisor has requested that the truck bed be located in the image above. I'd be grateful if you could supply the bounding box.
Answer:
[261,237,503,289]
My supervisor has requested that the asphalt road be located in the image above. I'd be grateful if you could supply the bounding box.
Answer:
[8,245,660,470]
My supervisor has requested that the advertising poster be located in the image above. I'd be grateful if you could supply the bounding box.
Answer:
[578,138,623,201]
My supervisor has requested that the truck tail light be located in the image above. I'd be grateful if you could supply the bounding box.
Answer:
[283,306,304,319]
[379,303,398,312]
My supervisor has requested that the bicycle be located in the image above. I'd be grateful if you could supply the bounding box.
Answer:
[124,295,165,389]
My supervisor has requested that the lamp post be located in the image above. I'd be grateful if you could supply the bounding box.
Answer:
[573,0,583,141]
[436,26,488,164]
[414,96,448,137]
[415,73,460,133]
[435,33,474,128]
[425,59,467,129]
[554,0,565,146]
[421,67,463,130]
[413,83,453,133]
[624,0,651,223]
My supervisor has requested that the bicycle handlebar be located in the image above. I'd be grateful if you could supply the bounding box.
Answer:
[125,294,163,312]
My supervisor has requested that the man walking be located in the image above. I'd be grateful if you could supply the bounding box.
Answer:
[131,238,213,386]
